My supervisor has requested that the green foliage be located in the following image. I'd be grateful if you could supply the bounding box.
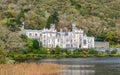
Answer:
[20,34,28,41]
[26,39,33,48]
[61,52,67,58]
[111,50,117,54]
[103,30,114,42]
[46,12,59,29]
[55,45,61,54]
[66,49,71,55]
[88,48,98,55]
[52,11,59,24]
[0,50,8,63]
[87,30,93,36]
[108,20,116,27]
[18,8,25,20]
[6,18,21,31]
[0,0,120,60]
[0,0,120,43]
[32,39,39,49]
[73,49,80,55]
[0,26,26,51]
[105,50,110,54]
[96,54,106,57]
[38,47,47,54]
[46,15,54,29]
[110,44,120,48]
[39,41,43,48]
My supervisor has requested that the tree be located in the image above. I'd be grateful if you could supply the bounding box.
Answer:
[52,11,59,24]
[103,30,114,42]
[20,34,28,41]
[46,12,59,29]
[46,15,53,29]
[55,45,61,54]
[32,39,39,49]
[0,50,8,63]
[87,30,93,36]
[6,18,21,32]
[18,8,25,20]
[4,9,25,32]
[0,26,26,51]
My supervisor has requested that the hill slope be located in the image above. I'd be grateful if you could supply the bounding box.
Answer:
[0,0,120,44]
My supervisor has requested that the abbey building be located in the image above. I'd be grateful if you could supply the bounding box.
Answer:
[20,23,94,49]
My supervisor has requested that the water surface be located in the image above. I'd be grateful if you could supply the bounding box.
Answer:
[28,57,120,75]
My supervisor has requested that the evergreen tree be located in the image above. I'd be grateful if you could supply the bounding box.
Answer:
[46,15,54,29]
[46,11,59,29]
[52,11,59,24]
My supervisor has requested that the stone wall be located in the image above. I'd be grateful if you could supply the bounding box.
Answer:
[94,48,120,52]
[94,42,109,48]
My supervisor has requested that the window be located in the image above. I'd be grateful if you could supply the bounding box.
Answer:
[40,34,42,36]
[65,32,68,36]
[35,33,37,36]
[44,35,45,38]
[79,44,81,48]
[66,44,70,48]
[29,33,32,36]
[84,40,86,45]
[58,39,59,42]
[66,39,69,42]
[44,40,46,43]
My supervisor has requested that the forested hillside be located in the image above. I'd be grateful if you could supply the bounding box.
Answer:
[0,0,120,45]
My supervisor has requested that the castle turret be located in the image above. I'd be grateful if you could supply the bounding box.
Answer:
[50,24,56,32]
[72,23,77,31]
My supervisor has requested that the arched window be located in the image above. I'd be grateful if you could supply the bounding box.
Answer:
[40,34,42,36]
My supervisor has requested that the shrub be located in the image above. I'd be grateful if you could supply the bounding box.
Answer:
[88,48,98,55]
[108,20,116,27]
[38,47,47,54]
[32,39,39,49]
[73,49,80,55]
[111,49,117,54]
[61,52,67,58]
[55,45,61,54]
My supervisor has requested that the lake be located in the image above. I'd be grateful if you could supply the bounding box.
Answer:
[26,57,120,75]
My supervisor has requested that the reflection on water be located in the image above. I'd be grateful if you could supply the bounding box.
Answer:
[27,57,120,75]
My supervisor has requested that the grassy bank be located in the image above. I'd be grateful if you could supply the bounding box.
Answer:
[9,51,120,60]
[0,63,64,75]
